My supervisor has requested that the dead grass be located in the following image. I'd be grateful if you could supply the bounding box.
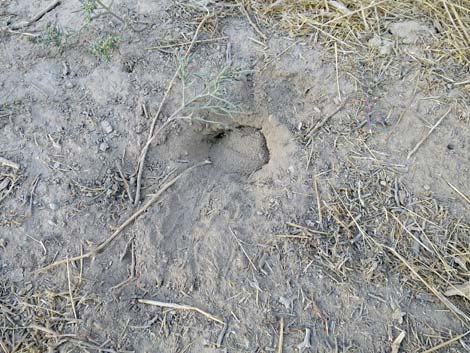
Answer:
[285,143,470,349]
[244,0,469,65]
[0,161,26,227]
[0,165,21,205]
[0,279,119,352]
[1,1,468,351]
[222,4,470,347]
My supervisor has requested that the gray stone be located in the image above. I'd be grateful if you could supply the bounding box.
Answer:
[101,120,113,134]
[100,142,110,151]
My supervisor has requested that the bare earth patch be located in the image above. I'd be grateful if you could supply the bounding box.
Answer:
[0,1,469,352]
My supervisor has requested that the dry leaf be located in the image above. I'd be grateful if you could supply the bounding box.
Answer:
[445,281,470,300]
[391,330,406,353]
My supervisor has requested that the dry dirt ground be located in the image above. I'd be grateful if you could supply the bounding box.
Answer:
[1,1,469,352]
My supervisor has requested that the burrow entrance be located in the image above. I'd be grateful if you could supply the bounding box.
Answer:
[207,126,269,175]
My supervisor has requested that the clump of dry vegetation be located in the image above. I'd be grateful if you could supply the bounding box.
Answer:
[231,1,470,349]
[282,148,470,350]
[321,157,470,315]
[0,279,117,352]
[244,0,469,65]
[0,158,21,206]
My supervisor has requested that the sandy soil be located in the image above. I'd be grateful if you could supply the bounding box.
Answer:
[1,1,469,352]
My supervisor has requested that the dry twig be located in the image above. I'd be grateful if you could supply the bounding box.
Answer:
[421,330,470,353]
[37,161,210,272]
[0,157,19,170]
[134,15,209,205]
[277,317,284,353]
[3,0,61,31]
[305,98,348,138]
[446,180,470,204]
[240,4,267,41]
[297,328,311,353]
[407,107,452,159]
[137,298,224,325]
[391,330,406,353]
[146,36,228,51]
[229,226,258,272]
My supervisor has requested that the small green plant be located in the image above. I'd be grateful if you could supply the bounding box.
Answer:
[176,55,251,118]
[33,24,71,50]
[90,35,120,62]
[81,0,133,28]
[82,0,98,22]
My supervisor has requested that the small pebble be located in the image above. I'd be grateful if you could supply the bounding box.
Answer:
[0,238,7,249]
[101,120,113,134]
[65,81,75,89]
[134,123,144,134]
[99,142,110,151]
[49,202,59,211]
